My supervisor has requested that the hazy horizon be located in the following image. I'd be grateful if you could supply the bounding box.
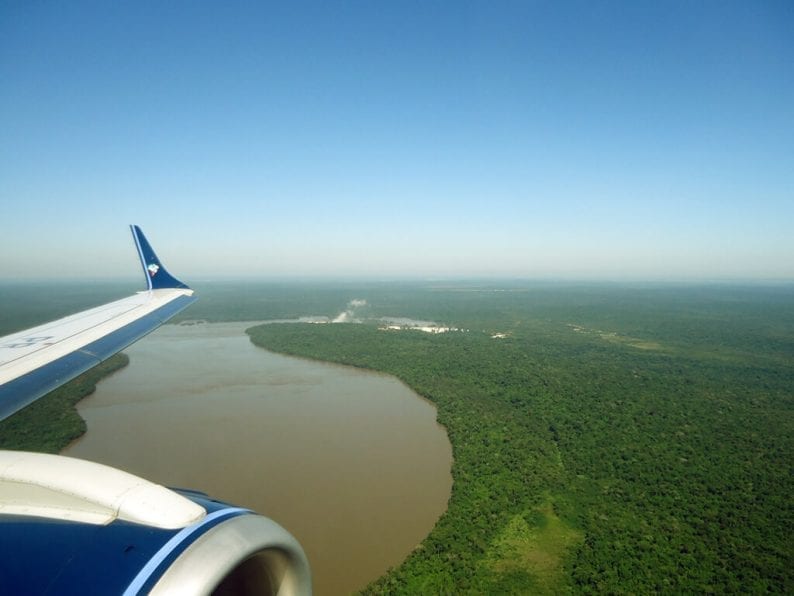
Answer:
[3,273,794,286]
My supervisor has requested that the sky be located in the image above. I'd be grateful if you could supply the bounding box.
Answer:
[1,1,792,281]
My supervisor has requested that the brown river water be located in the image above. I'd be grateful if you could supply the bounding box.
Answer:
[62,322,452,595]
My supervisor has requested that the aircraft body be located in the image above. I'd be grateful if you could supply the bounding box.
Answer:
[0,226,311,595]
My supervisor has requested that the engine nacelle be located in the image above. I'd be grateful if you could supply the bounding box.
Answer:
[0,452,312,595]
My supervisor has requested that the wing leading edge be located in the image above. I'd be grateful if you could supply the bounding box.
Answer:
[0,226,196,421]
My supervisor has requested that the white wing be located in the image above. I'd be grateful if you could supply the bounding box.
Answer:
[0,226,196,420]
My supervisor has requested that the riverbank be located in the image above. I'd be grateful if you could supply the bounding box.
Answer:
[0,353,129,452]
[61,322,452,595]
[246,322,579,594]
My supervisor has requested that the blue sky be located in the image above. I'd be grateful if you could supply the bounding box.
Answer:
[1,1,792,281]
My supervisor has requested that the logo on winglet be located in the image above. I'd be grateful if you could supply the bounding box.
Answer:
[147,263,160,277]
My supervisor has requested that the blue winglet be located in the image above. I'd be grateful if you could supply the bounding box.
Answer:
[130,225,190,290]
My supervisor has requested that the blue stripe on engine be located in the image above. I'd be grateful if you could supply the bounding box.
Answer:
[0,294,196,420]
[122,507,250,596]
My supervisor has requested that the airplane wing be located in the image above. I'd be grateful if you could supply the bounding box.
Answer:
[0,226,312,595]
[0,225,196,421]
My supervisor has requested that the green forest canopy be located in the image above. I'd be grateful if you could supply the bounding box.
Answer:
[245,282,793,594]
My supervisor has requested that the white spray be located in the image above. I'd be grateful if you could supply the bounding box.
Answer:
[332,299,368,323]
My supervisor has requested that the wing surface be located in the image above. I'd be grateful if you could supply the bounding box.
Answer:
[0,226,196,421]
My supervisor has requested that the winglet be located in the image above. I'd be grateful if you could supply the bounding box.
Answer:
[130,225,190,290]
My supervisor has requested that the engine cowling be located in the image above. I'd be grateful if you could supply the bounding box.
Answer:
[0,452,312,595]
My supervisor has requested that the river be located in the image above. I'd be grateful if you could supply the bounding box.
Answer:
[62,322,452,595]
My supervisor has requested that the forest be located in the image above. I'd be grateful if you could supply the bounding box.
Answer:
[245,282,793,594]
[1,280,792,593]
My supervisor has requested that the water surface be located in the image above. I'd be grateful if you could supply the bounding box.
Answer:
[63,322,452,595]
